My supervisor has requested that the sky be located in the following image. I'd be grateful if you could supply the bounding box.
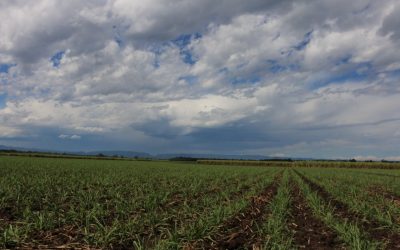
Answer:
[1,0,400,159]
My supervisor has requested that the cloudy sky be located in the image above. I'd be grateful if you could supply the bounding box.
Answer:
[1,0,400,159]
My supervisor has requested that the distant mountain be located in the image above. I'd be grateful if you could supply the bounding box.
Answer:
[0,145,42,152]
[155,153,298,160]
[0,144,311,161]
[0,145,151,158]
[82,151,151,158]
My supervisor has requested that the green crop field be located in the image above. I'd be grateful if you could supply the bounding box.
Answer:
[1,156,400,249]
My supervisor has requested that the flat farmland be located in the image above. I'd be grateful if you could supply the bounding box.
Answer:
[1,156,400,249]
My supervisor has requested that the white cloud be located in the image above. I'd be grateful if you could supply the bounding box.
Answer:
[1,0,400,157]
[353,155,400,162]
[111,0,294,42]
[58,134,81,140]
[58,134,69,139]
[384,156,400,162]
[70,135,81,140]
[353,155,380,161]
[0,126,23,138]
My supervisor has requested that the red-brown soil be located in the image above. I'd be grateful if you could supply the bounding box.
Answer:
[295,171,400,249]
[288,181,345,249]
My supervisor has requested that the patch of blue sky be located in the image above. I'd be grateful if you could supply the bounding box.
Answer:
[310,63,372,89]
[171,33,201,65]
[218,67,229,75]
[114,37,123,47]
[172,33,202,49]
[153,57,161,68]
[113,25,124,47]
[0,63,16,74]
[330,70,369,83]
[235,62,250,70]
[178,75,198,85]
[385,68,400,78]
[293,30,313,51]
[148,45,166,69]
[272,32,280,41]
[270,63,286,73]
[335,55,352,66]
[216,66,261,85]
[282,30,313,57]
[0,93,7,109]
[180,50,198,65]
[38,87,51,97]
[231,75,261,85]
[267,60,299,73]
[352,3,370,15]
[149,33,202,67]
[50,51,65,67]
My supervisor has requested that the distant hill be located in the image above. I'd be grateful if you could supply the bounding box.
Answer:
[0,145,45,152]
[82,151,151,158]
[0,144,310,161]
[155,153,268,160]
[0,145,150,158]
[155,153,312,161]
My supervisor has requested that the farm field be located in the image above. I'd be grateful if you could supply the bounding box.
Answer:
[1,156,400,249]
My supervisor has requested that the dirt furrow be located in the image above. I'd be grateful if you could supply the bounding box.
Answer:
[188,174,281,250]
[157,177,257,211]
[295,171,400,249]
[288,180,344,249]
[141,178,264,246]
[368,185,400,207]
[0,206,15,228]
[349,171,400,179]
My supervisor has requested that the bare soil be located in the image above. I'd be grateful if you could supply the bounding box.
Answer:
[368,185,400,207]
[0,207,14,223]
[141,179,258,248]
[288,181,345,249]
[187,174,281,250]
[351,171,400,178]
[295,171,400,249]
[20,225,89,250]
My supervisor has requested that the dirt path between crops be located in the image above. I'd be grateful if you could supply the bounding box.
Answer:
[368,185,400,207]
[0,207,16,230]
[349,171,400,178]
[288,180,345,249]
[295,171,400,249]
[158,176,259,211]
[16,176,262,249]
[187,173,282,250]
[141,177,264,247]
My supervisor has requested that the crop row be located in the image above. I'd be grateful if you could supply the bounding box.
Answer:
[0,156,279,248]
[197,159,400,169]
[1,156,400,249]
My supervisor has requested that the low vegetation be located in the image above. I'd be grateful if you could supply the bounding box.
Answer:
[1,156,400,249]
[198,159,400,169]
